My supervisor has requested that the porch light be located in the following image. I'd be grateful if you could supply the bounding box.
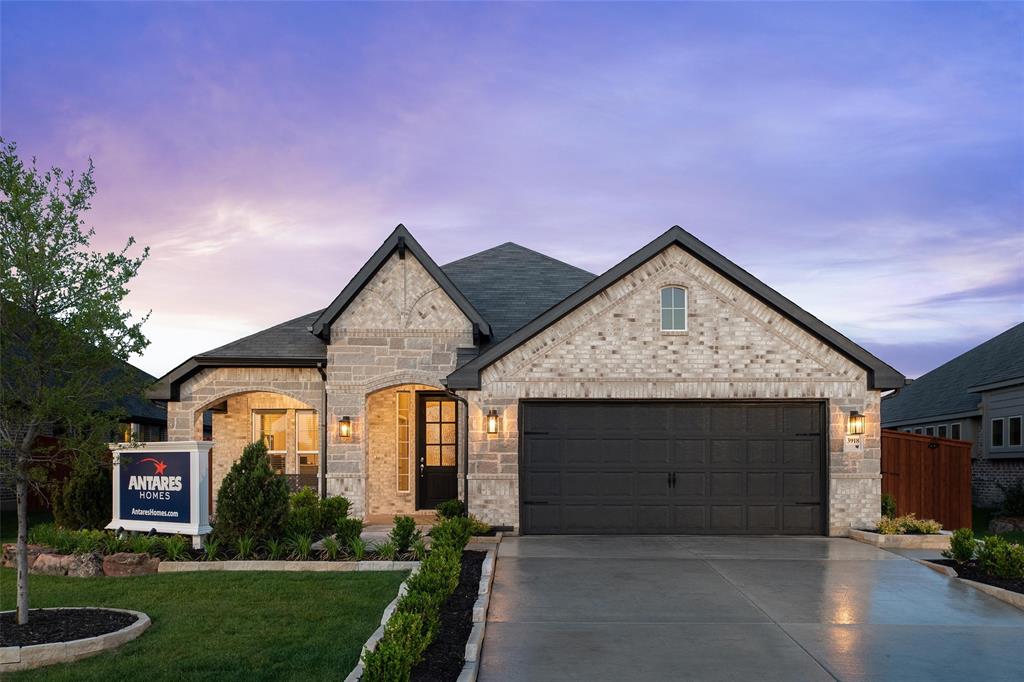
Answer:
[338,416,352,438]
[848,411,865,436]
[486,409,500,435]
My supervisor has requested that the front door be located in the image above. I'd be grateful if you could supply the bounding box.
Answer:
[417,393,458,509]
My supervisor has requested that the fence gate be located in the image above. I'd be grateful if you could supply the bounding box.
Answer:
[880,429,972,530]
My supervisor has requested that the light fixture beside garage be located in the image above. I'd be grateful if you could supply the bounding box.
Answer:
[847,410,865,436]
[486,408,500,434]
[338,416,353,438]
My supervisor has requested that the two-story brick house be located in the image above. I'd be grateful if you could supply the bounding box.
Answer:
[151,225,904,535]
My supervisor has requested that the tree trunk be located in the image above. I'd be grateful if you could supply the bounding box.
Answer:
[15,473,30,624]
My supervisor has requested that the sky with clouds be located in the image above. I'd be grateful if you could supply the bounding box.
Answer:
[3,2,1021,379]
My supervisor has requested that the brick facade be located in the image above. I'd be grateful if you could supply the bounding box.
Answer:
[464,245,881,535]
[164,242,885,536]
[972,457,1024,508]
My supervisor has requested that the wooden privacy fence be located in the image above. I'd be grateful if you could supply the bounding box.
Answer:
[881,429,972,531]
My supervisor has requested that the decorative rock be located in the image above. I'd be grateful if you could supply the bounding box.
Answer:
[989,516,1024,534]
[102,553,160,577]
[67,553,104,578]
[31,553,72,576]
[1,544,55,569]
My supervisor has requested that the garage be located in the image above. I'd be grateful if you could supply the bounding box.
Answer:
[520,401,826,535]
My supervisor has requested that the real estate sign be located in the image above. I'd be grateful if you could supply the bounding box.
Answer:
[107,440,213,541]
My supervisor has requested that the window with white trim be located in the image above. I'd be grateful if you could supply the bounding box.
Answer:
[254,410,287,474]
[925,426,934,436]
[991,418,1005,448]
[950,423,961,440]
[937,425,947,438]
[914,427,923,435]
[296,410,319,478]
[1010,416,1022,447]
[660,287,687,331]
[397,391,411,493]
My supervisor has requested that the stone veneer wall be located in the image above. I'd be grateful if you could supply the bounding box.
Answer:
[325,251,474,517]
[972,457,1024,508]
[463,245,882,535]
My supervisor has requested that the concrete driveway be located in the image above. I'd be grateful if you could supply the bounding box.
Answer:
[479,536,1024,681]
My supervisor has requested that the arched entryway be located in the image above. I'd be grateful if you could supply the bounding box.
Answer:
[196,390,321,510]
[365,383,459,519]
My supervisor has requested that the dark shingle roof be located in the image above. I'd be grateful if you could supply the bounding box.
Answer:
[441,243,595,343]
[882,322,1024,425]
[198,309,327,360]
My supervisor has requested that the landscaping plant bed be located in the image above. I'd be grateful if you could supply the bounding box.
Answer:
[410,550,485,682]
[932,559,1024,596]
[1,608,138,647]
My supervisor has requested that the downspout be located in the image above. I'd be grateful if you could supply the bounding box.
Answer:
[317,362,328,500]
[440,382,470,514]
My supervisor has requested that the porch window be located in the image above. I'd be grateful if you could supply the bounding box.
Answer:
[254,410,287,474]
[296,410,319,479]
[397,391,411,492]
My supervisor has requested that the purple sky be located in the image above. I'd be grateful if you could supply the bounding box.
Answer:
[3,2,1022,379]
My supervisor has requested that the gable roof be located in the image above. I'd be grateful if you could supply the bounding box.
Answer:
[310,225,491,341]
[881,322,1024,426]
[441,243,595,343]
[446,225,905,391]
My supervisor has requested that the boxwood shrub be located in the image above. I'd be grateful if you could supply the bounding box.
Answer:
[361,516,473,681]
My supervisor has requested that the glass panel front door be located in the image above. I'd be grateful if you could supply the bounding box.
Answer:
[418,394,458,509]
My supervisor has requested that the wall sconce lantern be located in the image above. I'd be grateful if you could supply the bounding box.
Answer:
[338,416,353,438]
[848,411,865,436]
[486,409,500,435]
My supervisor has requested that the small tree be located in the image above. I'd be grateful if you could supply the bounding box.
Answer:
[52,453,113,530]
[213,441,290,545]
[0,139,149,624]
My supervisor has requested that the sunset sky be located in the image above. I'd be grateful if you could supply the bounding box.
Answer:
[3,2,1021,379]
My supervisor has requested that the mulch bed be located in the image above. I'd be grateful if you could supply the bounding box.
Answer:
[410,549,485,682]
[1,608,138,647]
[933,559,1024,595]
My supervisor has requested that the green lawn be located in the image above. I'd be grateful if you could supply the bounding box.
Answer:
[973,507,1024,545]
[1,568,407,681]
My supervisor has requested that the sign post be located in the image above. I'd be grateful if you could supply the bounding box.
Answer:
[107,441,213,548]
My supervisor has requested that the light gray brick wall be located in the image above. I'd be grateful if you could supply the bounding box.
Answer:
[325,251,474,517]
[465,245,882,535]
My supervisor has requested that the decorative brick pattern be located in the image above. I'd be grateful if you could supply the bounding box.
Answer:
[465,245,882,534]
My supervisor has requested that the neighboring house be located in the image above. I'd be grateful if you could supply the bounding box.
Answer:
[151,225,904,535]
[0,363,168,511]
[881,322,1024,507]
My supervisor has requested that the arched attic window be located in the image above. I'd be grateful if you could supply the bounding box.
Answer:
[661,286,687,332]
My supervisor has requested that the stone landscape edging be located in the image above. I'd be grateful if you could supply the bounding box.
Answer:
[344,565,420,682]
[158,559,420,573]
[914,559,1024,612]
[849,528,951,549]
[0,607,150,673]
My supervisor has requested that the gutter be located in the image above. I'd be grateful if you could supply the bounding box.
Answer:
[317,363,328,500]
[440,381,471,515]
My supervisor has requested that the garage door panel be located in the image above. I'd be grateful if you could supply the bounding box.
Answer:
[710,472,745,496]
[673,440,707,466]
[747,472,780,497]
[520,401,824,535]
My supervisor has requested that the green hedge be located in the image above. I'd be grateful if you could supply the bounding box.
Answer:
[361,516,474,681]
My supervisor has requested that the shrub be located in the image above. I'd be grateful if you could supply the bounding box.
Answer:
[998,480,1024,518]
[289,532,314,561]
[129,534,158,556]
[235,534,256,560]
[287,487,321,537]
[203,538,222,561]
[336,518,364,545]
[321,536,341,560]
[52,454,112,530]
[942,528,976,564]
[881,493,897,519]
[348,536,367,561]
[977,535,1024,579]
[875,513,941,535]
[412,538,427,561]
[160,535,189,561]
[213,441,289,546]
[362,612,429,682]
[430,516,472,548]
[320,495,351,534]
[436,499,466,520]
[389,516,421,553]
[467,514,491,536]
[265,538,285,560]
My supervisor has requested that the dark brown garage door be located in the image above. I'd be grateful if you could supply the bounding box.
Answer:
[520,401,825,535]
